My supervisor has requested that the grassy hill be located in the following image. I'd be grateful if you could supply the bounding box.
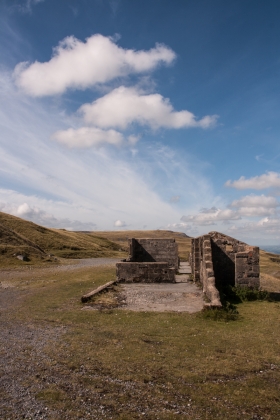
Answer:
[0,212,192,267]
[0,212,125,266]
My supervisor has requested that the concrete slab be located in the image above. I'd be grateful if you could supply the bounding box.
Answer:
[120,281,204,313]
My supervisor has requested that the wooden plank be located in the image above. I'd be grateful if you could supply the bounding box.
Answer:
[81,280,118,303]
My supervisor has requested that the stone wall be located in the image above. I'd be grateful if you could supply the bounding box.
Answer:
[116,238,179,283]
[116,262,176,283]
[127,238,179,270]
[190,231,260,305]
[209,231,260,289]
[190,235,221,306]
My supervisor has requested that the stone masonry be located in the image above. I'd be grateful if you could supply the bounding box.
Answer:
[127,238,179,269]
[190,231,260,306]
[116,238,178,283]
[116,262,176,283]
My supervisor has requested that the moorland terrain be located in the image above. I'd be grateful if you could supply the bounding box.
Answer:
[1,211,280,419]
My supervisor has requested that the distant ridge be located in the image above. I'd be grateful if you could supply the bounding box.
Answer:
[260,245,280,255]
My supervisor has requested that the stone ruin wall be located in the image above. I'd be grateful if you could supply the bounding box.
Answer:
[116,238,178,283]
[190,234,222,307]
[190,231,260,306]
[127,238,179,269]
[116,262,176,283]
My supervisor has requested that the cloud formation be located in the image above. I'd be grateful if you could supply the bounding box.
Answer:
[181,207,241,225]
[79,86,218,130]
[1,73,191,231]
[181,192,280,226]
[228,217,280,240]
[52,127,123,148]
[52,86,217,149]
[230,194,278,208]
[229,194,279,216]
[225,172,280,190]
[114,220,126,227]
[14,34,176,96]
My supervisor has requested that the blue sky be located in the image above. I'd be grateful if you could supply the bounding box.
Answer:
[1,0,280,244]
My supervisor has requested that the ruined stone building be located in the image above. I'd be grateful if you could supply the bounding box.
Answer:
[190,232,260,306]
[116,232,260,307]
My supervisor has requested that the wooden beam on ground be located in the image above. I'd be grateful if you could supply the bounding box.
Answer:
[81,280,118,303]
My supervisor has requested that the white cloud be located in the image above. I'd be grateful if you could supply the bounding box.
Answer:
[14,34,176,96]
[0,71,219,235]
[228,217,280,241]
[1,72,188,230]
[114,220,126,227]
[180,194,280,228]
[225,172,280,190]
[230,194,278,208]
[52,127,124,148]
[79,86,218,130]
[165,222,198,235]
[236,207,277,217]
[229,194,279,217]
[54,86,217,150]
[181,207,241,225]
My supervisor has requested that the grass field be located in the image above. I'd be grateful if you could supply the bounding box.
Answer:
[1,260,279,419]
[1,212,280,418]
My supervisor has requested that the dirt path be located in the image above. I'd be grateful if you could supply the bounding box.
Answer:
[0,258,120,283]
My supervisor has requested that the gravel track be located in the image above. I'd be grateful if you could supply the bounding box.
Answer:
[0,258,121,419]
[0,258,120,283]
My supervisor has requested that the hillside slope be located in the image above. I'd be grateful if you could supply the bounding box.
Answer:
[0,212,125,265]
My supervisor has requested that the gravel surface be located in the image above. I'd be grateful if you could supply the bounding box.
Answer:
[120,281,204,312]
[0,258,120,282]
[0,258,122,419]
